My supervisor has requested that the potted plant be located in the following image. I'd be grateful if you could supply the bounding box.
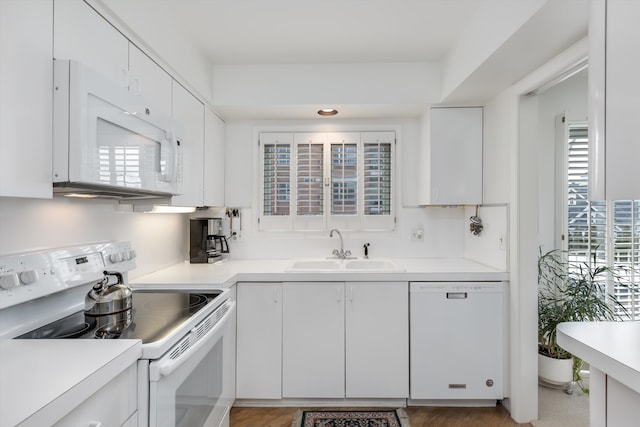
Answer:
[537,249,629,392]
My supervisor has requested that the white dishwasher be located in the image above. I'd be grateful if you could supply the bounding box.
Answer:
[410,282,504,402]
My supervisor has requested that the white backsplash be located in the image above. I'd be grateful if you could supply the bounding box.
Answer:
[464,204,509,270]
[0,197,188,279]
[0,197,508,276]
[224,206,470,260]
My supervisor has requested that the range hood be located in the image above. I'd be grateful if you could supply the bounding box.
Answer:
[53,182,174,201]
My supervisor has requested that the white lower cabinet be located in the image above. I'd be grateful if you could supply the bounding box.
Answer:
[282,282,345,398]
[281,281,408,399]
[52,363,137,427]
[236,283,283,399]
[346,282,408,398]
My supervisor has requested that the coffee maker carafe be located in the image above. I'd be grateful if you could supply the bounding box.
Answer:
[190,218,229,263]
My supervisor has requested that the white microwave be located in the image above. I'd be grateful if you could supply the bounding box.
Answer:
[53,59,183,199]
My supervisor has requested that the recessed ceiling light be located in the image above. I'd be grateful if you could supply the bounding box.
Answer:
[317,108,338,116]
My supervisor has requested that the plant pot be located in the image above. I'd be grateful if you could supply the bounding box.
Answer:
[538,353,573,386]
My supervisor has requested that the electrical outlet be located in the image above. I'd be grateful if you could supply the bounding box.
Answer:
[411,227,424,241]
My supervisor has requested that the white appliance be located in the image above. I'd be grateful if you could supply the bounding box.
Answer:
[53,59,183,199]
[0,242,235,427]
[409,282,504,402]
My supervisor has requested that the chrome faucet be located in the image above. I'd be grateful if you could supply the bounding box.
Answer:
[329,229,351,259]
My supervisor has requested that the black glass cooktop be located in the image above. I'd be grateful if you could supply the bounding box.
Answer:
[18,290,222,344]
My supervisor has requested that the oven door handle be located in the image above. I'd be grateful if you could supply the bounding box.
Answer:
[149,301,235,381]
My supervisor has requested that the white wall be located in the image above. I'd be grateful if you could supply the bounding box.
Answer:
[464,204,509,271]
[0,197,188,279]
[481,38,589,423]
[222,116,497,259]
[212,62,442,107]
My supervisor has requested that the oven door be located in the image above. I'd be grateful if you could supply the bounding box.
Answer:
[148,300,235,427]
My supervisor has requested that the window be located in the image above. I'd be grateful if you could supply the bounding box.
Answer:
[259,131,395,231]
[566,123,640,319]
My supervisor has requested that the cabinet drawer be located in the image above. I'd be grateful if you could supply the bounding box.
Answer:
[52,364,137,427]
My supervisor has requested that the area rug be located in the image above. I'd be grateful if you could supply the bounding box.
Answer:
[292,409,410,427]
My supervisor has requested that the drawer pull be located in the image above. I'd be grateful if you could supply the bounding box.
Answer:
[446,292,468,299]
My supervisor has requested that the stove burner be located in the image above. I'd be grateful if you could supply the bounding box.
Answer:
[34,321,94,339]
[56,321,94,338]
[140,293,208,313]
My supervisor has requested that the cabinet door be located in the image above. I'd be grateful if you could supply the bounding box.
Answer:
[589,0,640,200]
[424,107,483,205]
[346,282,408,398]
[203,109,225,206]
[606,376,640,427]
[282,282,345,398]
[0,0,53,198]
[171,81,205,206]
[236,283,282,399]
[52,364,137,426]
[128,44,172,120]
[54,0,128,86]
[410,284,503,399]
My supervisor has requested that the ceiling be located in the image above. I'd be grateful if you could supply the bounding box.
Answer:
[96,0,589,120]
[162,0,484,65]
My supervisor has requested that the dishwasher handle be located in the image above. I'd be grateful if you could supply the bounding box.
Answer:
[446,292,468,299]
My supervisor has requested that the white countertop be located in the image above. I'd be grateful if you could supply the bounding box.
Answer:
[0,339,141,427]
[131,257,508,289]
[557,321,640,393]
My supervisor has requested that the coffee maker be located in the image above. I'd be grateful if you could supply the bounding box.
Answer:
[189,218,229,263]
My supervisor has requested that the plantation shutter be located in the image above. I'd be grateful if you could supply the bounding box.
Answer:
[260,133,294,230]
[293,133,327,230]
[296,140,324,216]
[612,201,640,318]
[363,142,391,215]
[260,131,395,231]
[566,122,640,320]
[361,131,395,230]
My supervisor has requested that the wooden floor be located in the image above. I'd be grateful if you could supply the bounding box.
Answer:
[230,406,533,427]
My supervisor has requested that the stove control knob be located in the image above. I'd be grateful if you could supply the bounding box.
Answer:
[109,253,123,263]
[19,270,39,285]
[0,274,20,290]
[122,251,131,260]
[128,250,137,260]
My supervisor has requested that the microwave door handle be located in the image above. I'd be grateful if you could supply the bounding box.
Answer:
[169,137,181,184]
[149,302,235,381]
[160,133,179,183]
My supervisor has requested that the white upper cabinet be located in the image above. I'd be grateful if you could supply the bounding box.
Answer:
[128,44,172,120]
[589,0,640,200]
[171,82,205,206]
[0,0,53,198]
[419,107,483,205]
[204,109,225,207]
[54,0,128,86]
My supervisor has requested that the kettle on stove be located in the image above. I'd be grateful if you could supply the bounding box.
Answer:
[85,271,132,316]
